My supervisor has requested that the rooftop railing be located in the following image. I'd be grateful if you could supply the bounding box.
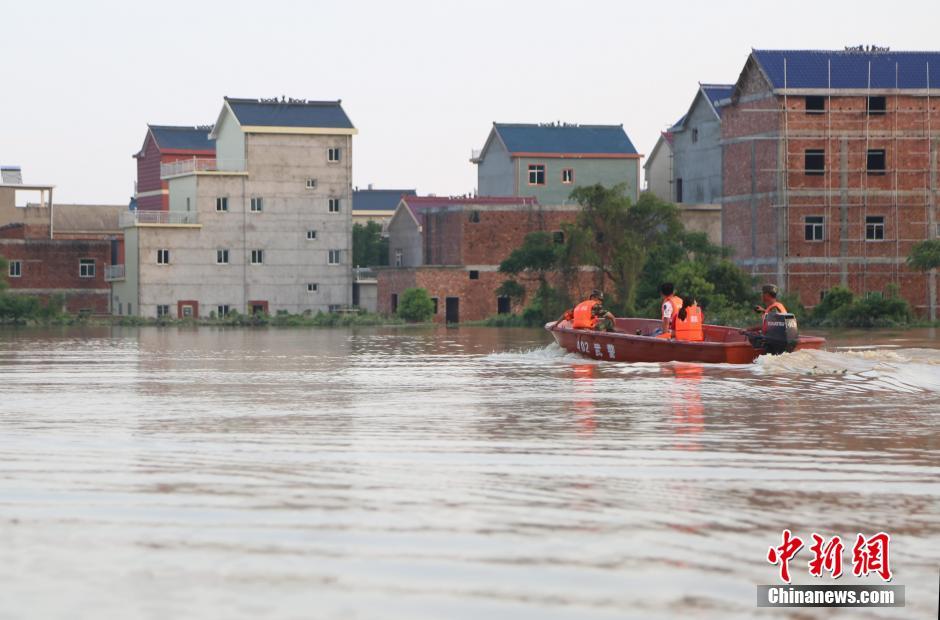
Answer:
[120,210,199,227]
[160,157,246,178]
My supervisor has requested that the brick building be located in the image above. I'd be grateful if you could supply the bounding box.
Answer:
[134,125,215,211]
[1,166,123,313]
[722,49,940,318]
[378,196,590,322]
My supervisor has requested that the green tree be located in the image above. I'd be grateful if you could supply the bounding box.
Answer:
[352,221,389,267]
[907,239,940,272]
[498,231,572,323]
[495,279,526,305]
[397,287,435,322]
[0,255,8,291]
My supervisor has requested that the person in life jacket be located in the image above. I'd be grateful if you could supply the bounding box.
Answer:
[753,284,788,334]
[655,282,684,338]
[673,298,705,342]
[569,290,616,332]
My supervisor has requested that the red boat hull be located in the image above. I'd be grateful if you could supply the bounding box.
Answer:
[547,318,825,364]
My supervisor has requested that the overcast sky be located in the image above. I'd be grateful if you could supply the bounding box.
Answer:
[2,0,937,204]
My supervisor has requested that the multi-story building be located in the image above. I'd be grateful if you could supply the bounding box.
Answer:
[351,186,416,226]
[379,195,591,322]
[1,166,123,313]
[112,97,356,318]
[472,123,641,204]
[134,125,215,211]
[721,49,940,318]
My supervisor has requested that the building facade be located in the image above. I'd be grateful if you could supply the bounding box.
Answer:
[378,196,590,323]
[1,166,123,313]
[134,126,215,211]
[721,49,940,317]
[644,131,673,202]
[112,97,356,318]
[472,123,641,204]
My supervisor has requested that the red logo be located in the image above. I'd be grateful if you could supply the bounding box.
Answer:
[768,531,892,583]
[767,529,804,583]
[852,532,892,582]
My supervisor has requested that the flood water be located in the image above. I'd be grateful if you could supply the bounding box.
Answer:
[0,326,938,619]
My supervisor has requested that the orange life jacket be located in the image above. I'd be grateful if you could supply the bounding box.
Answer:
[572,300,600,329]
[762,301,788,333]
[674,303,704,342]
[663,295,683,330]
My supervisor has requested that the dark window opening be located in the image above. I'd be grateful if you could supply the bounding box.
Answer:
[691,127,699,143]
[804,215,824,241]
[469,210,480,223]
[675,178,683,203]
[445,297,459,323]
[819,290,827,302]
[805,96,825,114]
[865,216,885,241]
[804,149,825,175]
[469,270,479,280]
[431,298,438,314]
[867,96,887,115]
[867,149,886,175]
[391,293,398,313]
[553,231,565,245]
[497,296,511,314]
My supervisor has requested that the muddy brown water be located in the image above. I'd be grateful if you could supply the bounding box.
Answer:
[1,326,938,619]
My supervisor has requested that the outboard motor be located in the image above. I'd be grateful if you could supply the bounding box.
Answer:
[752,312,799,355]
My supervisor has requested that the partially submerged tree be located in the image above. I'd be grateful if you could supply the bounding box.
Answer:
[352,221,389,267]
[907,239,940,272]
[397,287,435,323]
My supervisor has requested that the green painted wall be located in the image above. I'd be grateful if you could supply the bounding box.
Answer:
[514,157,639,204]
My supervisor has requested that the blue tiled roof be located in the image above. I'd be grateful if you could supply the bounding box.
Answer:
[226,97,354,129]
[149,125,214,151]
[753,50,940,89]
[701,84,734,110]
[353,188,417,213]
[493,123,638,155]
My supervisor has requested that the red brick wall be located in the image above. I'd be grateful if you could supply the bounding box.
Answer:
[136,132,214,211]
[461,209,577,265]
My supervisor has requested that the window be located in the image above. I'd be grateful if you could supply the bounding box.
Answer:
[305,178,317,190]
[157,249,169,265]
[867,96,887,115]
[391,293,398,313]
[250,197,263,212]
[468,210,480,223]
[431,298,438,314]
[8,260,21,278]
[328,249,341,265]
[78,258,95,278]
[328,304,342,313]
[117,302,123,315]
[128,303,132,315]
[553,231,565,245]
[676,178,683,203]
[217,249,229,264]
[216,197,228,212]
[805,96,825,114]
[217,304,230,317]
[307,283,319,293]
[528,164,545,185]
[469,270,479,280]
[394,249,403,267]
[819,290,828,302]
[328,147,341,162]
[865,216,885,241]
[867,149,886,175]
[561,168,574,184]
[156,304,170,318]
[497,296,511,314]
[804,149,825,175]
[186,197,191,211]
[328,198,341,213]
[251,249,264,264]
[804,216,824,241]
[691,128,699,143]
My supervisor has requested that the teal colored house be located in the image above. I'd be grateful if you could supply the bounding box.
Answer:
[471,122,641,204]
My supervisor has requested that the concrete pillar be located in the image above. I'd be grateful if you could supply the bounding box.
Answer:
[840,137,849,287]
[930,138,937,321]
[749,141,757,271]
[776,137,787,287]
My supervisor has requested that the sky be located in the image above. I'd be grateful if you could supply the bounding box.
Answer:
[2,0,938,204]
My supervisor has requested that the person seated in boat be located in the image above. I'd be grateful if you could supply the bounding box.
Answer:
[652,282,684,338]
[570,290,616,332]
[673,298,705,342]
[750,284,788,333]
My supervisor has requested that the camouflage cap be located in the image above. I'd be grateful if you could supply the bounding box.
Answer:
[761,284,779,297]
[590,289,604,300]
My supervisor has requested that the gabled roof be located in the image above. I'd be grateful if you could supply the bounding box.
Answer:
[671,83,735,132]
[223,97,355,131]
[751,49,940,90]
[352,188,417,214]
[149,125,215,151]
[479,123,639,160]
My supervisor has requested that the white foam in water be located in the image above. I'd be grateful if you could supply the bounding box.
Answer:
[485,342,603,365]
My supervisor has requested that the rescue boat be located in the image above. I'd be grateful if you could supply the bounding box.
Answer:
[547,317,825,364]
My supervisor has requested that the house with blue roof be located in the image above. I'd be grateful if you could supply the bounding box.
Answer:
[472,122,641,204]
[134,125,215,211]
[352,186,417,225]
[722,48,940,317]
[114,96,357,319]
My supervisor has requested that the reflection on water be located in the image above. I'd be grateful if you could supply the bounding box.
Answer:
[0,326,938,619]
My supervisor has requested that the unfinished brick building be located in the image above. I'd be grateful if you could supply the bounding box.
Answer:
[722,49,940,318]
[378,196,591,322]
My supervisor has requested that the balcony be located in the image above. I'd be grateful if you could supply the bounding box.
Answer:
[119,210,200,228]
[105,264,125,282]
[160,157,246,178]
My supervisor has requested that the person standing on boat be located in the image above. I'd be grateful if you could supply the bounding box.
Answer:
[752,284,788,333]
[654,282,684,338]
[570,290,616,332]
